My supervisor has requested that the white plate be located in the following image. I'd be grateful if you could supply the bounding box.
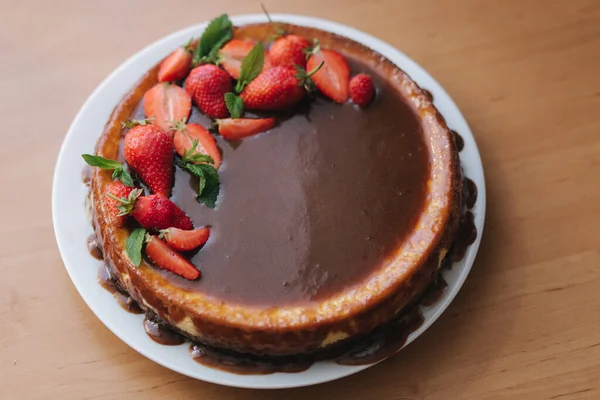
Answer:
[52,14,486,389]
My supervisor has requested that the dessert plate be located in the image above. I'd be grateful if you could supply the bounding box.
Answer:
[52,14,485,389]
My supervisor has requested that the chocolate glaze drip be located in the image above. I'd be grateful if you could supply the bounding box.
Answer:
[87,234,103,260]
[98,265,143,314]
[465,178,478,210]
[82,165,92,186]
[452,130,464,152]
[143,317,185,345]
[420,276,449,307]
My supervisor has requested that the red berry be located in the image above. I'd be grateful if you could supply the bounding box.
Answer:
[146,235,200,280]
[123,124,174,197]
[240,66,305,110]
[217,117,276,140]
[130,194,193,231]
[104,181,135,227]
[269,35,310,69]
[160,227,210,251]
[349,74,375,108]
[307,49,350,103]
[158,47,192,82]
[143,83,191,134]
[185,65,232,119]
[173,123,221,169]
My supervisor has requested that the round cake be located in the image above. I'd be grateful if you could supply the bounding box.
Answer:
[88,19,462,357]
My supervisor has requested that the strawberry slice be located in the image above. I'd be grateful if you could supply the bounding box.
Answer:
[219,39,271,80]
[307,49,350,103]
[173,123,221,169]
[158,47,192,82]
[159,227,210,251]
[146,235,200,280]
[143,83,192,134]
[216,118,276,140]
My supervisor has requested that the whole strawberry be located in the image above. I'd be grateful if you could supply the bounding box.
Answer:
[240,66,308,110]
[269,35,310,69]
[349,74,375,108]
[131,194,194,231]
[112,189,194,231]
[104,181,135,227]
[185,64,232,119]
[124,123,174,197]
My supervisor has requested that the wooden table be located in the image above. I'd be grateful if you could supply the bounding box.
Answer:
[2,0,599,398]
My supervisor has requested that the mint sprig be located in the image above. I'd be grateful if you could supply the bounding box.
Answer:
[224,42,265,119]
[126,228,146,266]
[193,14,233,66]
[82,154,134,187]
[177,140,220,209]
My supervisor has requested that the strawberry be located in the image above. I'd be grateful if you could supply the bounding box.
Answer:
[112,189,193,231]
[146,235,201,280]
[185,64,232,119]
[219,39,271,80]
[143,83,192,134]
[123,123,174,196]
[239,66,307,110]
[158,46,193,82]
[173,123,221,169]
[216,117,276,140]
[159,227,210,251]
[307,49,350,103]
[269,35,310,69]
[104,181,135,227]
[349,74,375,108]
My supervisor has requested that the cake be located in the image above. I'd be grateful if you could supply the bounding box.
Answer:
[85,14,463,359]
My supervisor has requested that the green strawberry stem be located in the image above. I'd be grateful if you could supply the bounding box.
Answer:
[106,188,143,216]
[261,3,285,38]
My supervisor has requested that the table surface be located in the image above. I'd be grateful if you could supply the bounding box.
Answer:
[2,0,599,398]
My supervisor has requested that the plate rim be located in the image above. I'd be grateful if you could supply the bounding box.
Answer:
[52,13,486,389]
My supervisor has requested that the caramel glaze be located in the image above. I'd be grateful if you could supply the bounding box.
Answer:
[98,265,143,314]
[87,234,102,260]
[143,316,185,345]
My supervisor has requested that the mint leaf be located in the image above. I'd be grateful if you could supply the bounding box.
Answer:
[82,154,134,187]
[194,14,232,65]
[82,154,122,169]
[224,92,244,118]
[235,42,265,93]
[126,228,146,266]
[196,164,220,209]
[185,163,207,195]
[181,139,215,165]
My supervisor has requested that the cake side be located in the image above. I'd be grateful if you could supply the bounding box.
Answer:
[91,22,462,355]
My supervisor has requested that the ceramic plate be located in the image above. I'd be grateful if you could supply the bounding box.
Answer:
[52,14,486,389]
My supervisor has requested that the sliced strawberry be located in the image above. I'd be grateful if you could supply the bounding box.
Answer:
[158,47,193,82]
[307,49,350,103]
[160,227,210,251]
[219,39,271,80]
[146,235,200,280]
[217,118,276,140]
[173,123,221,169]
[143,83,192,134]
[104,181,135,227]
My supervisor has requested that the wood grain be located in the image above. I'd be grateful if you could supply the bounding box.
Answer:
[1,0,599,398]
